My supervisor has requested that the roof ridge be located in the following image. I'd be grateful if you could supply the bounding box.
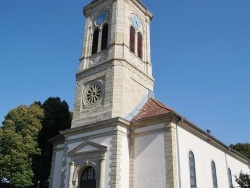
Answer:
[131,98,173,121]
[150,97,173,111]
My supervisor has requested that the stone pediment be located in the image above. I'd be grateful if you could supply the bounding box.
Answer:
[68,141,108,157]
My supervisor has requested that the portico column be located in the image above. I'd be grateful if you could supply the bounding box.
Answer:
[68,162,75,188]
[98,29,102,52]
[99,152,106,188]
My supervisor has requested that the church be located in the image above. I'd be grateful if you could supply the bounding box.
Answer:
[49,0,250,187]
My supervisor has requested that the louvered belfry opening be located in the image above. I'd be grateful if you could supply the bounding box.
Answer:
[130,26,135,53]
[92,29,99,54]
[137,32,143,59]
[101,24,109,50]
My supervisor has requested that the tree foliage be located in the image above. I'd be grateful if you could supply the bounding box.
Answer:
[0,103,44,187]
[32,97,72,188]
[230,143,250,160]
[230,143,250,187]
[235,172,250,188]
[0,97,71,188]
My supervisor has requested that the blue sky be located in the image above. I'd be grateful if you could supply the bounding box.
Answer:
[1,0,249,145]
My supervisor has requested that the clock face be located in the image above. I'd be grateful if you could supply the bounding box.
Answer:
[96,12,107,26]
[132,15,140,29]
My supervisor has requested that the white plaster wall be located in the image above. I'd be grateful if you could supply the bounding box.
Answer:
[120,135,130,188]
[201,141,229,187]
[51,149,64,188]
[135,123,164,134]
[177,125,249,188]
[134,130,166,188]
[177,126,204,187]
[226,154,249,187]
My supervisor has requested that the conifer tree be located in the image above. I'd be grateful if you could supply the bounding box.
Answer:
[32,97,72,188]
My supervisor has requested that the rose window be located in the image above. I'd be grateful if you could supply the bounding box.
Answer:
[83,81,103,108]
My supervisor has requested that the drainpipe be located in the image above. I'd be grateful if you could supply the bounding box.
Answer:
[225,148,230,187]
[176,116,184,188]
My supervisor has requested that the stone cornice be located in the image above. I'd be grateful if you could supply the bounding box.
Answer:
[76,57,154,85]
[83,0,153,20]
[61,117,130,137]
[83,0,108,16]
[131,112,173,128]
[130,0,153,20]
[76,59,111,78]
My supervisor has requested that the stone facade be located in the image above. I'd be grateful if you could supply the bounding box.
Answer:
[165,121,178,188]
[72,0,154,128]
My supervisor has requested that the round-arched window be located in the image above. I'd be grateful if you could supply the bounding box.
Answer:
[80,166,96,188]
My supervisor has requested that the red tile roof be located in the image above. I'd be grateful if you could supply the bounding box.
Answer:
[132,98,173,121]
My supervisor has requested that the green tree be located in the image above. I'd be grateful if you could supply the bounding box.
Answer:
[235,172,250,188]
[230,143,250,160]
[33,97,72,188]
[0,103,44,188]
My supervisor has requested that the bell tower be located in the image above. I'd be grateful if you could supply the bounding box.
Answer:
[72,0,154,127]
[49,1,155,188]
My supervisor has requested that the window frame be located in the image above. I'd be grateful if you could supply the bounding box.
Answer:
[211,160,218,188]
[189,151,197,188]
[80,166,96,188]
[91,11,110,56]
[228,168,233,188]
[81,166,96,180]
[130,25,144,60]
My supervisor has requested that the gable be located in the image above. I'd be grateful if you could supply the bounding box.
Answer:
[68,141,108,156]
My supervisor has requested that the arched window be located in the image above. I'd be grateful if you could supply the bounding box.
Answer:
[130,26,135,53]
[211,161,218,188]
[228,168,233,188]
[101,24,108,50]
[80,166,96,188]
[189,151,197,188]
[92,29,99,55]
[137,32,143,59]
